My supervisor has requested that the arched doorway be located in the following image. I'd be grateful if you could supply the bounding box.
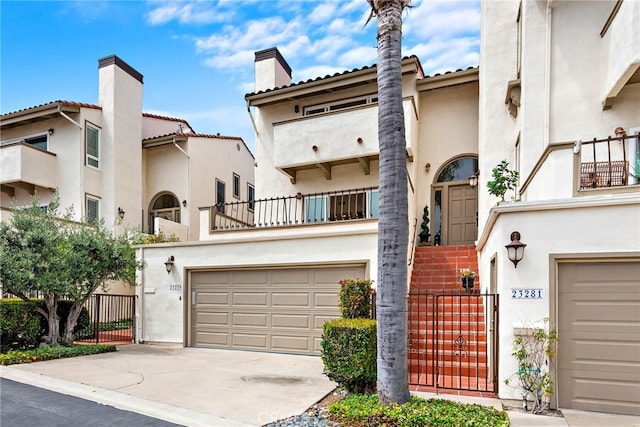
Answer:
[149,193,180,233]
[432,156,478,246]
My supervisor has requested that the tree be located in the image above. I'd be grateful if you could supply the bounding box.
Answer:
[0,195,142,345]
[0,197,71,344]
[61,221,141,344]
[368,0,411,406]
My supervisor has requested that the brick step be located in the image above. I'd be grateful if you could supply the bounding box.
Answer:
[409,364,488,377]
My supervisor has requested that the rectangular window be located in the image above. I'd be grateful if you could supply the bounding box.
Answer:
[305,196,327,223]
[303,94,378,116]
[233,173,240,199]
[86,195,100,223]
[25,134,48,151]
[247,184,255,212]
[86,123,100,169]
[216,179,226,213]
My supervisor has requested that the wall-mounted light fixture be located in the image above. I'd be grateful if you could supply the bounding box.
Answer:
[48,128,54,136]
[117,207,125,220]
[505,231,526,268]
[469,171,479,188]
[182,200,187,207]
[164,255,175,274]
[425,163,431,173]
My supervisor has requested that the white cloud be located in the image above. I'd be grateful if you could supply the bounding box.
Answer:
[145,1,233,25]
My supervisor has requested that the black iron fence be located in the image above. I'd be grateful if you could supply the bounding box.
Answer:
[75,294,135,344]
[211,187,379,231]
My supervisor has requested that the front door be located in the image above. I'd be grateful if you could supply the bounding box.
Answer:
[448,185,477,245]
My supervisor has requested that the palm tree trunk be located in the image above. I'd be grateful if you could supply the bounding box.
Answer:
[374,0,411,406]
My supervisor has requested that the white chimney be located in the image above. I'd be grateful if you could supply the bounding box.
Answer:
[254,47,292,92]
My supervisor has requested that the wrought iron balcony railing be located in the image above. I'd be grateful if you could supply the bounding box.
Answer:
[578,133,639,189]
[211,187,379,231]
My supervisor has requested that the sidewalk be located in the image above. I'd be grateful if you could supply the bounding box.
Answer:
[1,344,638,427]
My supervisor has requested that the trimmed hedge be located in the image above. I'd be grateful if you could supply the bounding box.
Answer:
[339,278,372,319]
[0,299,44,352]
[322,318,377,393]
[0,299,90,352]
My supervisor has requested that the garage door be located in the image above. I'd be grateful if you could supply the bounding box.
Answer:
[558,261,640,415]
[189,265,366,355]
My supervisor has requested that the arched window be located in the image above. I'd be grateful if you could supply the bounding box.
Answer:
[148,193,181,233]
[436,157,479,183]
[152,194,179,210]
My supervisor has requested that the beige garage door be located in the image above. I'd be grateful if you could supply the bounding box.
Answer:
[189,265,366,355]
[558,261,640,415]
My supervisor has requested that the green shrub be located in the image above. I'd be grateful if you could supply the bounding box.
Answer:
[0,299,44,352]
[0,344,116,365]
[329,394,510,427]
[321,318,377,393]
[339,278,373,319]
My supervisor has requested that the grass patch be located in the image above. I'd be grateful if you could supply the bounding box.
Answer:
[0,344,116,366]
[329,394,510,427]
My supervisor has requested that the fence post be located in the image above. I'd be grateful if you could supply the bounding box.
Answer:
[94,294,101,344]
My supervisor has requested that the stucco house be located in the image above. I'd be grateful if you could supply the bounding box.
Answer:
[0,55,255,244]
[134,0,639,417]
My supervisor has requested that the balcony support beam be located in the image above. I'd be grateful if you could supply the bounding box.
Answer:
[358,157,371,175]
[316,162,332,180]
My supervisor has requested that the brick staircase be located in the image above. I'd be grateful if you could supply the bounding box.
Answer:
[408,245,496,395]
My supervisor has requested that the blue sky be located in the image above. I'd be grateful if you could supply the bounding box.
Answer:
[1,0,480,153]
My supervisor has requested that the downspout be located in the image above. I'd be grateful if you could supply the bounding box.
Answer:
[246,104,259,137]
[173,137,190,238]
[136,246,144,343]
[544,1,553,149]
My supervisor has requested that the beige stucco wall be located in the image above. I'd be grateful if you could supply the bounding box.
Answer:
[142,116,192,139]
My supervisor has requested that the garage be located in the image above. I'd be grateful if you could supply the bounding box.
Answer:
[189,264,366,355]
[557,261,640,415]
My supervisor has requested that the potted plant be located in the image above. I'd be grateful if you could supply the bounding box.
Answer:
[487,160,520,203]
[418,204,430,244]
[460,269,476,293]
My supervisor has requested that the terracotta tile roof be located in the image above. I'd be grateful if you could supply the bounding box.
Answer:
[427,66,478,78]
[245,55,478,99]
[143,112,192,128]
[1,100,101,117]
[142,131,254,158]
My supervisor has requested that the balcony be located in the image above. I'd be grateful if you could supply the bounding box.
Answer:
[273,105,380,183]
[0,142,57,196]
[210,187,379,231]
[577,133,639,191]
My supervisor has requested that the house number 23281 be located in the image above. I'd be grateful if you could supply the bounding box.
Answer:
[511,288,542,299]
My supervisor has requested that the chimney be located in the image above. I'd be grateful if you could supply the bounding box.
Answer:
[254,47,292,92]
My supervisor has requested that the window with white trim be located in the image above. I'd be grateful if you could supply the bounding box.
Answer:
[86,123,100,169]
[233,173,240,199]
[247,183,255,212]
[86,195,100,223]
[304,189,378,223]
[303,94,378,116]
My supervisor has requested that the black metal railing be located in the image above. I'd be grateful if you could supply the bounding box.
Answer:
[75,294,135,344]
[579,133,638,189]
[211,187,379,231]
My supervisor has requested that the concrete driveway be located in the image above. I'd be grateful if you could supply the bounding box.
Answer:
[0,344,336,427]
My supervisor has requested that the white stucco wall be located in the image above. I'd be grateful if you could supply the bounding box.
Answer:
[135,223,378,344]
[478,197,640,400]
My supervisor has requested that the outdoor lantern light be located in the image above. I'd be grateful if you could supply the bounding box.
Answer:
[164,256,175,274]
[48,128,54,136]
[182,200,187,207]
[505,231,526,268]
[469,171,479,188]
[117,207,125,219]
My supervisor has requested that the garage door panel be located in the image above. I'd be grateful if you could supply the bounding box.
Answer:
[272,292,310,307]
[233,292,268,306]
[197,292,229,305]
[272,314,310,329]
[272,335,311,351]
[233,313,268,327]
[191,265,364,355]
[233,333,267,348]
[197,312,229,326]
[271,269,311,285]
[558,261,640,415]
[232,270,268,285]
[196,331,228,346]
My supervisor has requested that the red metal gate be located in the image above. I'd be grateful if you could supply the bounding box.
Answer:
[408,291,499,394]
